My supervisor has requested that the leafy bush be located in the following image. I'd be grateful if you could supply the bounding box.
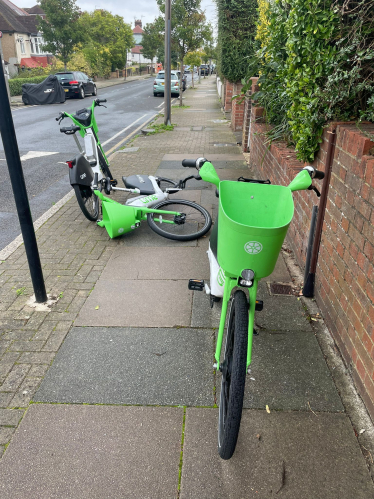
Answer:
[9,76,48,96]
[245,0,374,161]
[216,0,258,83]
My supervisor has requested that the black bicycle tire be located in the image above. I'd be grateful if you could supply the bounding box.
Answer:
[218,290,248,460]
[146,199,212,241]
[97,146,113,180]
[73,184,99,221]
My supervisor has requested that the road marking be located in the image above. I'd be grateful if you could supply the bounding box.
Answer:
[106,114,157,158]
[0,189,75,261]
[101,114,148,147]
[20,151,59,161]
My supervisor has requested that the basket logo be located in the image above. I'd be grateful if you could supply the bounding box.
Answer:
[244,241,263,254]
[118,228,124,234]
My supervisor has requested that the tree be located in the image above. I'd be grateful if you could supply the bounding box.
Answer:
[184,50,202,87]
[141,21,164,74]
[157,0,212,105]
[79,10,134,73]
[37,0,84,70]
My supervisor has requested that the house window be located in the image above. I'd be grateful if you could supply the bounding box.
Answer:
[31,37,45,55]
[19,37,26,54]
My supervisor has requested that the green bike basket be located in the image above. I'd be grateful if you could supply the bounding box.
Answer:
[98,197,138,239]
[218,181,294,278]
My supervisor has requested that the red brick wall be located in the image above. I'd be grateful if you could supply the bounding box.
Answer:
[249,107,374,419]
[231,82,245,131]
[242,78,259,152]
[224,81,233,111]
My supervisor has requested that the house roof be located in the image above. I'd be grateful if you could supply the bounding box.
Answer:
[0,0,42,33]
[20,55,48,67]
[131,45,143,54]
[2,0,27,16]
[132,25,143,34]
[23,5,44,15]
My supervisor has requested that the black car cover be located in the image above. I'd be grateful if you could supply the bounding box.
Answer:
[22,75,66,105]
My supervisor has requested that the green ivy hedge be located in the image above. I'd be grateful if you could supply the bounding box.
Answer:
[9,76,47,97]
[245,0,374,162]
[216,0,258,83]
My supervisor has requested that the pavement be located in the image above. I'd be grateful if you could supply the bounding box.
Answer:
[0,76,373,498]
[10,73,152,106]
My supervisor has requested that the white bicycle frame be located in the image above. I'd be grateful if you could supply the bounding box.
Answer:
[112,175,183,209]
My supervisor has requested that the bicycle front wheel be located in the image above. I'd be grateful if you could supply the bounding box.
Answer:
[147,199,212,241]
[97,147,113,179]
[218,290,248,460]
[73,184,99,221]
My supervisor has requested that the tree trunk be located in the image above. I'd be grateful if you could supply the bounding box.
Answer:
[179,56,184,107]
[191,69,194,88]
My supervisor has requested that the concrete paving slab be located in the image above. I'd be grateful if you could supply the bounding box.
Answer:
[266,252,292,282]
[254,289,312,332]
[104,246,210,280]
[162,154,244,161]
[116,220,198,247]
[191,290,221,328]
[180,408,374,499]
[243,331,343,411]
[158,160,247,170]
[168,189,201,204]
[0,404,183,499]
[34,327,214,406]
[155,169,251,189]
[74,279,193,327]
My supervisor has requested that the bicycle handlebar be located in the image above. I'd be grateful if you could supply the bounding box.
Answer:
[56,112,65,122]
[95,98,107,106]
[303,165,325,180]
[313,169,325,180]
[182,159,197,168]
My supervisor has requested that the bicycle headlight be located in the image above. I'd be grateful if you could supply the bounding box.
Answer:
[239,269,255,288]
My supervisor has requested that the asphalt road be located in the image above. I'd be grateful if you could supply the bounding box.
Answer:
[0,76,189,251]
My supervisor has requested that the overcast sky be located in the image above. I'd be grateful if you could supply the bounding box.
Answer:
[20,0,217,35]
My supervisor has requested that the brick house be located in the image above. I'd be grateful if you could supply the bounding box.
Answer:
[130,19,156,67]
[0,0,52,76]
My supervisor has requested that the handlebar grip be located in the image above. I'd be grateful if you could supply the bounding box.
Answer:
[182,159,197,168]
[96,99,107,104]
[314,169,325,180]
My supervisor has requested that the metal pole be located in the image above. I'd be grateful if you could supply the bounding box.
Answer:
[164,0,171,126]
[0,59,47,302]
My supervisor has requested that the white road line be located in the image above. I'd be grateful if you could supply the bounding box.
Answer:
[106,113,157,157]
[20,151,59,161]
[0,189,75,261]
[101,114,147,146]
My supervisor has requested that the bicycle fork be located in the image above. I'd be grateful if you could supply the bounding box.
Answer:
[214,274,258,371]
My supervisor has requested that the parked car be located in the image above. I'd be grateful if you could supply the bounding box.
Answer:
[153,71,181,96]
[55,71,97,99]
[199,64,210,76]
[184,65,191,74]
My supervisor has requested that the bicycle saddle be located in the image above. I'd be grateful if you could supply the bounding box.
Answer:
[122,175,155,195]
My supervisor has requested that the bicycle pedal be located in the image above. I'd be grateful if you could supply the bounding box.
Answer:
[188,279,205,291]
[110,179,118,187]
[255,300,263,311]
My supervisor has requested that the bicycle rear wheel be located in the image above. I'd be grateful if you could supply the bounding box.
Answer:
[147,199,212,241]
[73,184,99,221]
[218,289,248,460]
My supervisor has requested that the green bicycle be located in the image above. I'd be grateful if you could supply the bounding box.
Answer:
[186,158,325,459]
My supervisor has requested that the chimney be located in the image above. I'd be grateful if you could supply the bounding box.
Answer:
[135,19,142,28]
